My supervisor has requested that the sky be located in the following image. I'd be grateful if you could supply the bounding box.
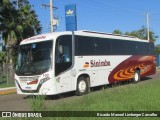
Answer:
[28,0,160,45]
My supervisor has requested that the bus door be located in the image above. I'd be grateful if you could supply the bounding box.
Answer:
[55,35,74,93]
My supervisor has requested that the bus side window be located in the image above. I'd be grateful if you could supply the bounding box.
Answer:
[55,44,71,63]
[55,44,64,63]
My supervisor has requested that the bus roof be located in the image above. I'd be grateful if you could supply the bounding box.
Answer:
[20,31,72,45]
[75,30,148,42]
[21,30,148,45]
[82,30,139,39]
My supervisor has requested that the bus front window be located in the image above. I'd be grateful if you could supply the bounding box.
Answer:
[16,41,53,75]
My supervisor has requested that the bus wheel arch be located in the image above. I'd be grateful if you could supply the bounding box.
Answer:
[133,68,140,83]
[75,74,90,96]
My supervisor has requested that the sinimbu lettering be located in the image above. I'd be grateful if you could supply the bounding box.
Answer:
[90,60,111,67]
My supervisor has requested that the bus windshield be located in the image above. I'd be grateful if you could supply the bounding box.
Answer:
[15,40,53,75]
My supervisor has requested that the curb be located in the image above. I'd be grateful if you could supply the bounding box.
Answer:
[0,87,16,95]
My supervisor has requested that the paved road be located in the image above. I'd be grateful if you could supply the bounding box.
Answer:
[0,71,160,111]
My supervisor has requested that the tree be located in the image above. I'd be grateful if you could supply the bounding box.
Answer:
[0,0,19,47]
[155,45,160,55]
[113,29,122,34]
[113,27,159,56]
[18,3,41,41]
[124,26,158,41]
[0,0,41,65]
[113,26,158,42]
[0,51,7,72]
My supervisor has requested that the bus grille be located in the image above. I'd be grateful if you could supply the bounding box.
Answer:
[19,76,39,84]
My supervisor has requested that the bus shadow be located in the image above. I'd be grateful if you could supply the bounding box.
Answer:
[45,92,76,100]
[89,77,153,93]
[140,77,152,81]
[23,91,76,100]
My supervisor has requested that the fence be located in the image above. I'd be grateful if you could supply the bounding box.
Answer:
[0,64,15,87]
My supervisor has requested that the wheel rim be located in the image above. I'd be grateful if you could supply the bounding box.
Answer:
[134,72,139,81]
[78,80,86,93]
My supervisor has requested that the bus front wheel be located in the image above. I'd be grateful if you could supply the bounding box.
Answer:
[75,76,89,96]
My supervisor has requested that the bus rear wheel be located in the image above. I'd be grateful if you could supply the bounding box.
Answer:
[133,70,140,83]
[75,76,89,96]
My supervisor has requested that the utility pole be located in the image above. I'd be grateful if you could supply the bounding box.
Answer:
[146,13,150,41]
[42,0,58,33]
[50,0,53,32]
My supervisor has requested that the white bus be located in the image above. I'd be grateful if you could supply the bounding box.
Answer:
[15,30,156,95]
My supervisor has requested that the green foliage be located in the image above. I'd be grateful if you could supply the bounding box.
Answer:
[0,0,41,45]
[0,0,42,65]
[0,0,18,46]
[155,44,160,55]
[113,26,158,42]
[18,1,42,40]
[0,51,7,64]
[125,26,158,41]
[29,95,46,111]
[37,79,160,120]
[113,29,122,34]
[49,79,160,111]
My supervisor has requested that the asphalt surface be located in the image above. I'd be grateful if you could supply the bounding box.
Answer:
[0,71,160,111]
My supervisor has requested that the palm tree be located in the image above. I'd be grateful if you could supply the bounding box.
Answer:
[0,0,19,47]
[0,51,7,73]
[19,3,41,40]
[0,0,41,65]
[0,0,20,67]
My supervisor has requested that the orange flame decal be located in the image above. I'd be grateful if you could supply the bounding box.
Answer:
[113,64,145,81]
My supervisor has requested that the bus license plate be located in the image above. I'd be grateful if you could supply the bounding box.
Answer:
[25,87,31,90]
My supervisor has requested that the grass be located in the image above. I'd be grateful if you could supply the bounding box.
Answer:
[43,78,160,120]
[49,79,160,111]
[22,78,160,120]
[28,95,46,111]
[3,78,159,120]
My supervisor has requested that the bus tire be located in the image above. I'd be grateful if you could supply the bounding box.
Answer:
[75,76,89,96]
[133,70,140,83]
